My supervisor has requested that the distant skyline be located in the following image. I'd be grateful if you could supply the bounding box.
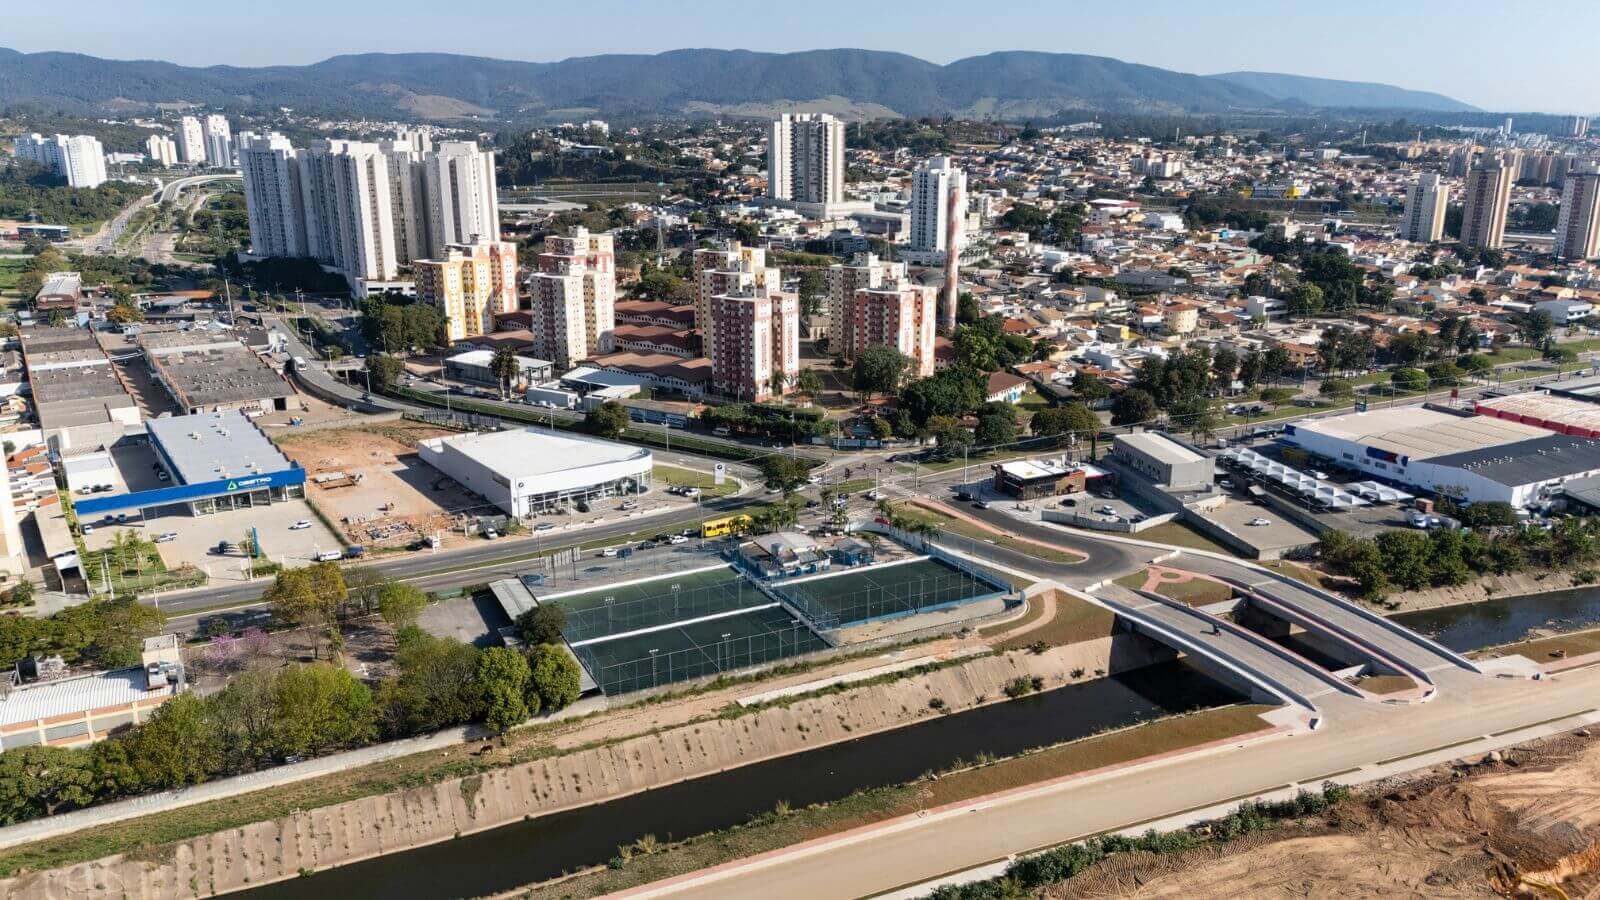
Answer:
[9,0,1598,114]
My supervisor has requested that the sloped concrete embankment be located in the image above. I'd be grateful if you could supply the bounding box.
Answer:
[0,634,1174,900]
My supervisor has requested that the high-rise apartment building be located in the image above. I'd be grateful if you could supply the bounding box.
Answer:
[767,113,845,210]
[1447,145,1477,177]
[846,283,937,379]
[826,253,905,352]
[383,138,429,266]
[1460,159,1513,250]
[708,290,799,401]
[14,134,107,188]
[907,156,967,261]
[421,141,500,258]
[296,140,398,290]
[1399,173,1448,243]
[1555,164,1600,261]
[177,116,206,164]
[691,242,779,344]
[1567,116,1591,138]
[203,114,233,168]
[145,135,178,167]
[528,228,616,369]
[238,132,308,259]
[415,241,520,342]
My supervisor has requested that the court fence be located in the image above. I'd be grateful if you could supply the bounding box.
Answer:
[558,575,763,643]
[774,565,1009,632]
[576,619,822,695]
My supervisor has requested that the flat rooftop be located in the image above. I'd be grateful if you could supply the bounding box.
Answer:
[1115,431,1204,465]
[147,410,294,484]
[1293,407,1552,460]
[425,427,649,479]
[1428,434,1600,487]
[143,339,293,409]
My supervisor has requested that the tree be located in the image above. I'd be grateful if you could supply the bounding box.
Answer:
[956,292,981,325]
[797,270,825,317]
[869,416,893,440]
[1111,389,1158,427]
[585,400,630,438]
[516,604,567,646]
[377,583,428,629]
[851,346,911,399]
[1390,367,1429,394]
[975,410,1016,448]
[379,627,483,736]
[123,693,223,788]
[927,416,972,456]
[759,455,812,495]
[106,299,144,326]
[1286,282,1325,318]
[0,747,98,823]
[527,644,582,713]
[796,369,824,397]
[1457,353,1493,377]
[953,328,1001,371]
[366,354,404,390]
[489,346,519,398]
[266,664,377,759]
[1071,370,1111,403]
[1319,377,1354,400]
[1517,310,1554,348]
[1211,347,1238,387]
[264,564,345,656]
[1168,395,1217,440]
[474,647,532,733]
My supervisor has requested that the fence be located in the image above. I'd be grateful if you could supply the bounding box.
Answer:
[577,619,824,695]
[558,575,765,644]
[775,564,1008,631]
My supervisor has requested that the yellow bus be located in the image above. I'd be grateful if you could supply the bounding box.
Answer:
[702,514,753,539]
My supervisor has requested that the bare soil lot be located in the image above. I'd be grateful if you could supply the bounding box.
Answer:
[275,421,488,550]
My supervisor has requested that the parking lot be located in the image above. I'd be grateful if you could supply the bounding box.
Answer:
[146,498,344,584]
[1205,495,1320,554]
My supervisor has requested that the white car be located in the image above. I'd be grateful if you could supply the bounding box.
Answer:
[599,547,619,558]
[289,520,312,530]
[155,532,178,543]
[807,474,823,485]
[1247,517,1271,527]
[668,534,690,544]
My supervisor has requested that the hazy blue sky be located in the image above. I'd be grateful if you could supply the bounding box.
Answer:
[9,0,1597,112]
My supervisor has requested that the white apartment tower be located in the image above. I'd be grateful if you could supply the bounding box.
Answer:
[237,132,307,258]
[528,228,616,369]
[145,135,178,167]
[768,113,845,209]
[1460,159,1513,250]
[908,156,967,260]
[422,141,499,259]
[1399,173,1448,243]
[297,140,398,290]
[14,134,107,188]
[177,116,206,165]
[1555,163,1600,261]
[383,139,429,266]
[826,252,905,353]
[203,114,233,168]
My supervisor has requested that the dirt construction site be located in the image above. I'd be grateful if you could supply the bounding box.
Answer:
[273,420,489,550]
[1039,728,1600,899]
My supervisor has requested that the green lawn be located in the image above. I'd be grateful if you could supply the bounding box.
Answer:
[653,464,739,498]
[1133,521,1240,557]
[1113,570,1233,606]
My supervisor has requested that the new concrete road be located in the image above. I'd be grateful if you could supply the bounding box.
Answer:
[72,172,241,257]
[629,664,1600,900]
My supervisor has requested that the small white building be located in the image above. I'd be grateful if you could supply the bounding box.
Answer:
[417,428,652,517]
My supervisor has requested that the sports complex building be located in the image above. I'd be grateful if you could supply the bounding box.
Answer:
[1284,404,1600,508]
[418,428,652,518]
[492,547,1013,695]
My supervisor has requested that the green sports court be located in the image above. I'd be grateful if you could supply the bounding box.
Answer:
[570,603,829,695]
[545,565,769,644]
[773,557,1008,628]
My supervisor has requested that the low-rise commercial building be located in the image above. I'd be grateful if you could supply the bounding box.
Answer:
[417,428,652,517]
[139,330,295,415]
[1111,432,1214,489]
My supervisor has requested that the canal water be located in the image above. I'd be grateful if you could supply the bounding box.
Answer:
[1391,585,1600,652]
[237,659,1246,900]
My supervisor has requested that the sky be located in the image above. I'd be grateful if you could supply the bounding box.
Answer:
[8,0,1598,113]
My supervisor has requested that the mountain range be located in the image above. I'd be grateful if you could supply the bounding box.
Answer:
[0,47,1481,122]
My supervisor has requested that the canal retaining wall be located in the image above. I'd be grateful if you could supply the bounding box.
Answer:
[0,610,1173,899]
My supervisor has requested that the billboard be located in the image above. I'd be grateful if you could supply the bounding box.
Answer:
[73,467,307,516]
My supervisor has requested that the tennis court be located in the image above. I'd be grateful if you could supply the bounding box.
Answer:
[774,556,1008,628]
[572,604,828,694]
[544,565,770,644]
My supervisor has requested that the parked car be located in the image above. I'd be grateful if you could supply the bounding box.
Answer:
[483,528,499,540]
[972,500,991,510]
[155,532,177,543]
[313,550,342,562]
[534,523,555,531]
[1247,517,1271,527]
[344,545,365,558]
[289,520,312,530]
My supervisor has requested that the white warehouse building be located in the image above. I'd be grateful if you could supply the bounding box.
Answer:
[417,428,652,517]
[1284,407,1600,508]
